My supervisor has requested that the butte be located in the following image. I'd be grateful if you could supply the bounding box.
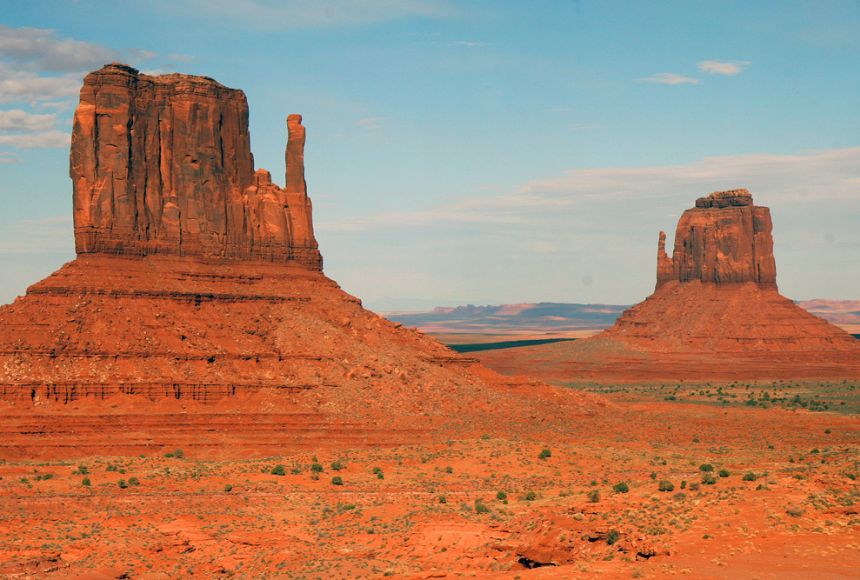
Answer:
[477,189,860,383]
[0,64,596,459]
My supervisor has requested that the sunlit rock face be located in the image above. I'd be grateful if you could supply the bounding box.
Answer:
[70,63,321,269]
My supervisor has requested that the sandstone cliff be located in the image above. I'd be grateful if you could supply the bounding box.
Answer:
[70,63,321,269]
[656,189,776,289]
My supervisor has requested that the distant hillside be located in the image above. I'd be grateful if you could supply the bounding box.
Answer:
[386,302,629,334]
[387,299,860,335]
[798,300,860,325]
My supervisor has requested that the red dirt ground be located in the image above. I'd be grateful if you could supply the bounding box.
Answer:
[0,391,857,578]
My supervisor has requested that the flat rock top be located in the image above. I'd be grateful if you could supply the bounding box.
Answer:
[88,62,230,92]
[695,188,753,208]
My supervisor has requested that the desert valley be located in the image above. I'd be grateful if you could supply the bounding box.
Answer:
[1,4,859,579]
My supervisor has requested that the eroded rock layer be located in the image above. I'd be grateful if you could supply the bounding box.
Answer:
[0,254,597,458]
[71,63,321,269]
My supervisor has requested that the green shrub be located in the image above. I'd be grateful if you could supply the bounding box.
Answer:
[588,489,600,503]
[699,464,714,472]
[128,477,140,486]
[438,495,447,504]
[742,472,757,481]
[165,449,184,459]
[224,484,233,492]
[445,466,453,474]
[606,530,620,545]
[331,476,344,486]
[496,491,508,501]
[77,465,89,475]
[524,491,537,501]
[117,479,128,489]
[271,465,286,476]
[311,462,324,474]
[372,467,383,475]
[331,460,346,471]
[538,448,552,460]
[82,477,91,487]
[658,480,674,492]
[702,473,717,485]
[680,480,687,489]
[718,469,730,478]
[612,482,629,494]
[475,500,490,514]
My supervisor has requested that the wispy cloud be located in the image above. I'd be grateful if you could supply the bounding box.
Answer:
[697,60,750,76]
[356,116,385,130]
[449,40,487,47]
[0,25,117,72]
[0,152,18,164]
[637,72,700,85]
[0,130,69,148]
[174,0,454,29]
[0,109,55,131]
[0,67,81,104]
[318,147,860,232]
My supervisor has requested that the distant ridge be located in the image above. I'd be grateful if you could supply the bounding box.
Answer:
[387,299,860,335]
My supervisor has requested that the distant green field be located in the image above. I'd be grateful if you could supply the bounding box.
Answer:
[448,338,577,353]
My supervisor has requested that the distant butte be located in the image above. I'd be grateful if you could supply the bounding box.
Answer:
[476,189,860,382]
[0,64,597,459]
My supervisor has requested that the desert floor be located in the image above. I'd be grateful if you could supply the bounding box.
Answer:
[0,379,857,579]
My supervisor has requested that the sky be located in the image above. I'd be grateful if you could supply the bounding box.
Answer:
[1,0,858,312]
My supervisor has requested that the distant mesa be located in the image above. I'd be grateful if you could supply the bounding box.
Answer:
[475,189,860,382]
[71,63,321,269]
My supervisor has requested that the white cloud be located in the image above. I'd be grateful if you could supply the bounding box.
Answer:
[318,147,860,232]
[0,25,117,72]
[0,130,69,148]
[176,0,453,29]
[637,72,700,85]
[0,68,82,103]
[0,109,56,131]
[356,116,385,130]
[697,60,750,76]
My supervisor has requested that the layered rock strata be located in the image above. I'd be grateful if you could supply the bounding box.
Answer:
[71,63,321,269]
[656,189,776,289]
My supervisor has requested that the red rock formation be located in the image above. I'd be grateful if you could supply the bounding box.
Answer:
[476,189,860,383]
[0,64,597,459]
[71,63,321,269]
[656,189,776,289]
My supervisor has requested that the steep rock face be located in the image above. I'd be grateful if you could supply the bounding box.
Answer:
[656,189,776,289]
[71,63,321,269]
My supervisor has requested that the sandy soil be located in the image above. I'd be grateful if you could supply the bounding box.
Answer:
[0,386,857,578]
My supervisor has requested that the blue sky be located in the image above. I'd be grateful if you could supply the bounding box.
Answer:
[1,0,858,311]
